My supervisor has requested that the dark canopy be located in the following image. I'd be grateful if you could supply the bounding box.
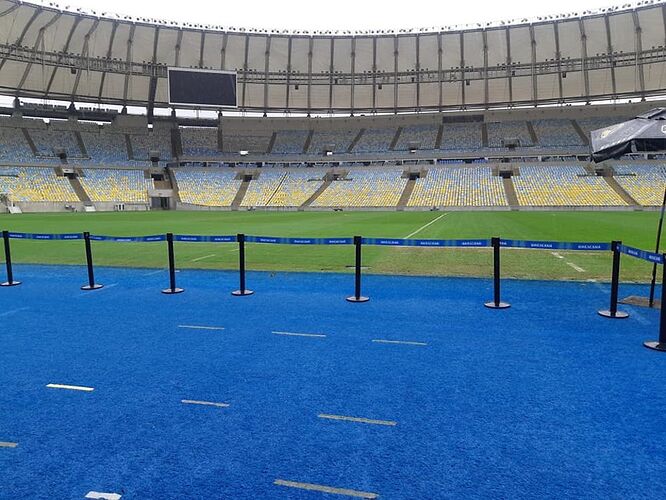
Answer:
[591,108,666,163]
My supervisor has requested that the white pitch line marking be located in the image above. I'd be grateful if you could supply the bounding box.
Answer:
[191,254,215,262]
[181,399,230,408]
[566,262,586,273]
[46,384,94,392]
[0,307,30,318]
[551,252,565,259]
[274,479,378,499]
[372,339,427,346]
[85,492,122,500]
[143,269,164,276]
[404,212,449,239]
[272,331,327,338]
[178,325,225,331]
[318,414,397,426]
[0,441,18,448]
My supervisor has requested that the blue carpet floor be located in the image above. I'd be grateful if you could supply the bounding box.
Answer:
[0,264,665,499]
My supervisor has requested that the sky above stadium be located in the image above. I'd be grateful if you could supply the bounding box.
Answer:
[61,0,621,31]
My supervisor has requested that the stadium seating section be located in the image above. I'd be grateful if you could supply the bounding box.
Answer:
[0,167,78,202]
[408,167,507,207]
[513,166,626,206]
[312,169,406,207]
[79,169,152,203]
[614,165,666,206]
[174,169,240,207]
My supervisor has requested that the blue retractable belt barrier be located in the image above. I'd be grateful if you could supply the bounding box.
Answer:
[174,235,235,243]
[362,238,490,247]
[245,236,353,245]
[90,234,166,243]
[618,244,664,264]
[8,232,82,240]
[500,239,611,251]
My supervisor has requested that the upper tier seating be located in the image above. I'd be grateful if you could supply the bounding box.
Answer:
[439,123,482,151]
[272,130,310,154]
[0,121,35,162]
[487,121,533,148]
[175,169,240,207]
[79,169,152,203]
[29,126,82,157]
[130,130,172,161]
[312,168,406,207]
[79,129,130,164]
[308,130,356,154]
[408,167,507,207]
[614,165,666,206]
[352,129,394,154]
[533,119,583,147]
[181,127,219,157]
[0,167,78,202]
[513,166,626,206]
[395,124,439,151]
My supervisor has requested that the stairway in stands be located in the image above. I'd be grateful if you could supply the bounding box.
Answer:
[502,177,520,208]
[64,169,93,206]
[397,178,416,210]
[231,177,252,209]
[602,173,639,206]
[301,179,332,208]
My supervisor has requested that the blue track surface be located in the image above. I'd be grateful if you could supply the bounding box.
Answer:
[1,264,665,499]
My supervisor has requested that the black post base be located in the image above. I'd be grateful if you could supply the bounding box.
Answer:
[346,296,369,303]
[597,309,629,319]
[1,280,21,287]
[81,284,104,291]
[162,287,184,295]
[484,301,511,309]
[232,289,254,296]
[644,341,666,352]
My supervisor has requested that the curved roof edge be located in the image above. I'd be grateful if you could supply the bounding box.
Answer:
[18,0,665,36]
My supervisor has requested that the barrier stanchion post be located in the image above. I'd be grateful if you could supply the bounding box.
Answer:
[80,231,103,291]
[644,255,666,351]
[232,233,253,296]
[162,232,184,294]
[484,237,510,309]
[598,240,628,319]
[1,230,20,287]
[347,235,369,303]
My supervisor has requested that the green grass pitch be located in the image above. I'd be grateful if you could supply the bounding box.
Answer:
[0,210,661,282]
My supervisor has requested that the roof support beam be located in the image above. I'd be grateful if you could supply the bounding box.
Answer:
[263,35,271,114]
[578,19,590,103]
[415,34,421,111]
[70,19,100,101]
[505,28,513,104]
[632,10,645,98]
[460,32,465,108]
[350,37,356,115]
[393,35,398,114]
[122,24,136,105]
[553,22,564,103]
[17,11,61,91]
[603,14,617,98]
[328,38,335,112]
[147,25,160,121]
[97,21,118,101]
[437,33,443,111]
[241,34,249,108]
[285,36,292,110]
[307,37,313,116]
[0,6,42,74]
[529,25,538,106]
[44,15,81,97]
[482,30,489,109]
[371,37,377,113]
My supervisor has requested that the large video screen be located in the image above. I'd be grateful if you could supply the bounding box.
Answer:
[167,68,237,107]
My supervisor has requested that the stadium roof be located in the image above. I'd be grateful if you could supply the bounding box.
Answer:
[0,0,664,114]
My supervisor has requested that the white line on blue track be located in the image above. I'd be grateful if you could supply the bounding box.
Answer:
[0,441,18,448]
[372,339,427,346]
[181,399,230,408]
[178,325,225,331]
[191,254,215,262]
[404,212,448,239]
[272,331,327,338]
[143,269,164,276]
[318,414,397,426]
[274,479,378,498]
[85,492,122,500]
[0,307,30,317]
[46,383,94,392]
